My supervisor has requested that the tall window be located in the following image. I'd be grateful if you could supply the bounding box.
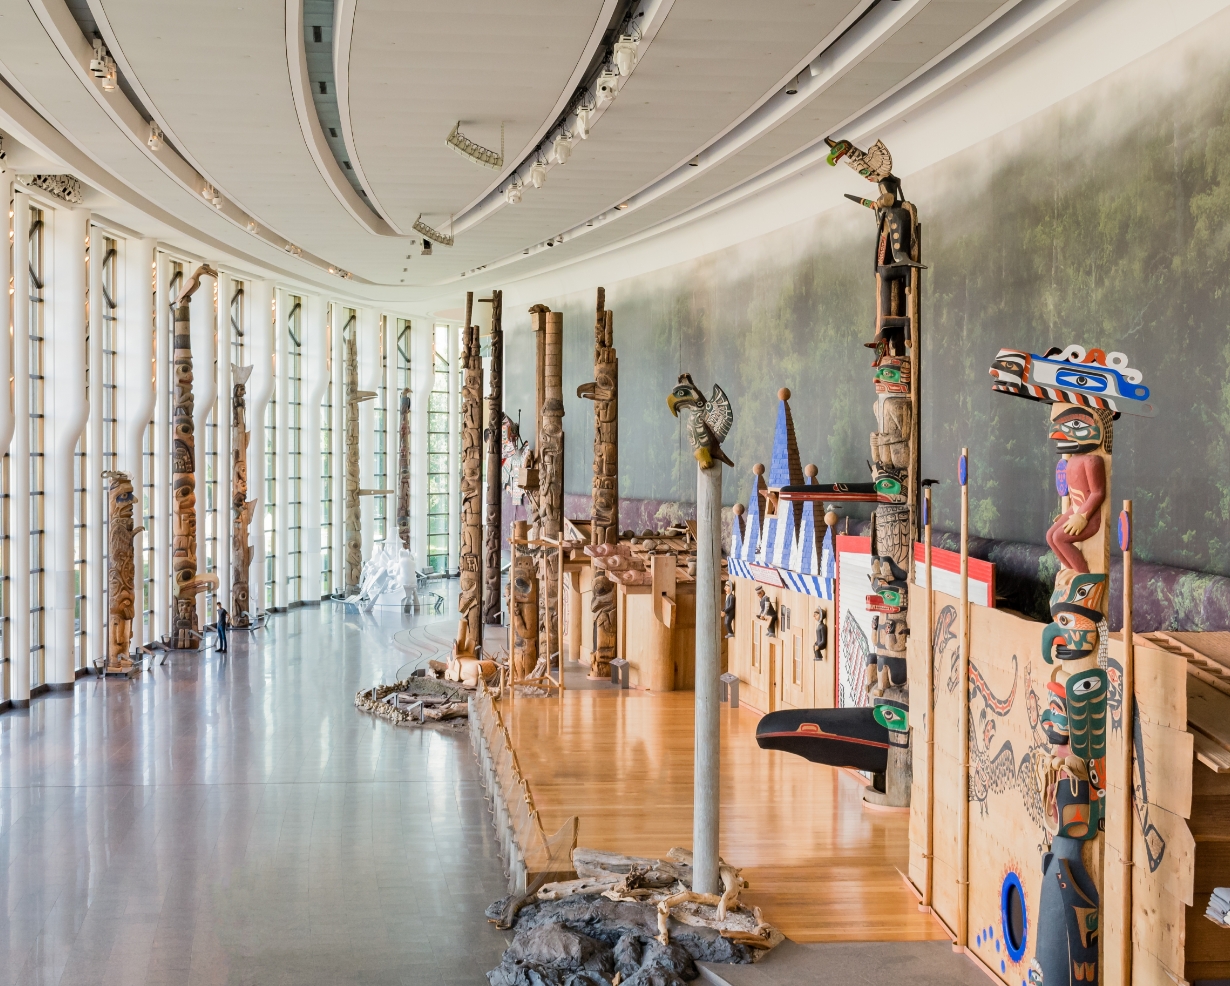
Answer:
[427,325,450,572]
[74,232,91,663]
[286,297,303,602]
[320,308,333,596]
[374,315,388,542]
[28,207,46,687]
[100,239,119,658]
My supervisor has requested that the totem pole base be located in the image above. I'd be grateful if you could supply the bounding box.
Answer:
[103,657,142,678]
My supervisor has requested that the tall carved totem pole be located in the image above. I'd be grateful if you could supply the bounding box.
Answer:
[991,345,1155,986]
[578,288,618,678]
[826,136,922,804]
[231,364,256,626]
[103,470,143,671]
[343,319,376,593]
[536,306,564,677]
[483,290,504,627]
[459,292,484,649]
[170,265,220,649]
[397,387,412,550]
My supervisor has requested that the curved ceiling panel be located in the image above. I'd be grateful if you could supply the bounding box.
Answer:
[96,0,379,256]
[346,0,610,233]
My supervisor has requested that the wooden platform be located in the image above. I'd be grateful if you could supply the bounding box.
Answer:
[500,669,947,943]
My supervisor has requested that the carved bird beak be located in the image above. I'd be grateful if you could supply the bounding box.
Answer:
[667,394,680,417]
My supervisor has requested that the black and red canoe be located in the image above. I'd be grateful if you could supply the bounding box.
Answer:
[754,707,889,773]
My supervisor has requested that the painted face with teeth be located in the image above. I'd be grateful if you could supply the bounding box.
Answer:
[1049,405,1105,455]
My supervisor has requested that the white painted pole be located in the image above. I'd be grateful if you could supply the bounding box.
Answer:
[301,294,328,602]
[152,254,173,642]
[86,224,105,670]
[274,289,290,609]
[331,304,346,592]
[693,458,723,895]
[411,320,431,572]
[121,239,155,644]
[216,273,233,614]
[247,279,273,616]
[11,191,32,701]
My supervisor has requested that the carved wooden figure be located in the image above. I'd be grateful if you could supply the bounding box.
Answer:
[510,520,538,682]
[459,304,484,649]
[536,306,565,676]
[231,364,256,626]
[170,265,220,648]
[578,288,618,677]
[483,290,504,626]
[397,387,411,550]
[103,470,143,670]
[343,320,377,593]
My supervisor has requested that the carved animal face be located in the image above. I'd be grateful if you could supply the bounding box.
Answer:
[1049,404,1105,454]
[666,373,704,417]
[1042,571,1106,663]
[989,349,1029,389]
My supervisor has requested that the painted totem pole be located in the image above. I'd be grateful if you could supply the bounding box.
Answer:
[459,302,484,649]
[483,290,504,627]
[827,135,923,803]
[577,287,617,678]
[231,364,256,626]
[343,319,376,594]
[397,387,411,550]
[535,305,565,677]
[990,344,1155,986]
[103,470,143,671]
[170,265,220,649]
[511,520,538,682]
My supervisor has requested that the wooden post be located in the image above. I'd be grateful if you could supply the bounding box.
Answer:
[459,298,484,649]
[231,364,256,623]
[342,317,377,593]
[540,310,565,678]
[483,291,504,626]
[922,481,935,909]
[103,470,142,671]
[511,521,538,683]
[956,448,969,948]
[693,456,723,895]
[1118,499,1134,986]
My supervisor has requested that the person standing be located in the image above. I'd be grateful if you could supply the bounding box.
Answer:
[216,605,229,654]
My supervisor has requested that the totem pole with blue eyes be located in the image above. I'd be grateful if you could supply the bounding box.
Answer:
[990,345,1155,986]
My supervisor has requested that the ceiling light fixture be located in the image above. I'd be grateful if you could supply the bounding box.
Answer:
[612,33,639,76]
[101,60,117,91]
[552,132,573,164]
[89,39,107,77]
[284,243,302,257]
[574,105,593,140]
[504,174,524,205]
[615,202,629,210]
[421,239,433,256]
[688,155,699,167]
[413,215,454,247]
[595,69,619,108]
[786,74,799,95]
[247,219,259,233]
[529,159,547,189]
[201,183,222,208]
[446,121,504,170]
[147,121,163,150]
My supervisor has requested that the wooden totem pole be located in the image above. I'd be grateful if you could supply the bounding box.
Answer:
[397,387,411,550]
[483,290,504,627]
[170,265,220,649]
[827,136,922,806]
[343,320,377,593]
[990,345,1154,986]
[536,306,564,676]
[231,364,256,626]
[577,288,618,678]
[459,291,484,649]
[511,519,538,682]
[103,470,143,672]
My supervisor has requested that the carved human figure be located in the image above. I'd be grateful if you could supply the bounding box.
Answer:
[104,471,144,667]
[1045,404,1111,573]
[723,582,736,638]
[755,586,777,638]
[813,609,827,659]
[231,364,256,625]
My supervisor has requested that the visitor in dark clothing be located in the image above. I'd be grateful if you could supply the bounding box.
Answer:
[216,605,229,653]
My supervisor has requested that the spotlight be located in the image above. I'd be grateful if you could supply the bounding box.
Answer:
[547,239,555,248]
[552,133,573,164]
[786,74,799,95]
[202,183,221,208]
[505,175,524,205]
[612,34,638,76]
[89,39,107,78]
[284,243,302,257]
[147,121,163,150]
[615,202,629,211]
[247,220,259,233]
[101,59,117,92]
[412,216,454,246]
[575,106,593,140]
[421,238,433,256]
[595,69,619,108]
[688,156,699,167]
[529,160,547,189]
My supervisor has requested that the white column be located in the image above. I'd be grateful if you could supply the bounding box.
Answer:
[46,206,89,685]
[410,320,431,572]
[216,274,234,613]
[120,239,155,643]
[152,255,173,643]
[190,269,217,625]
[85,225,105,670]
[330,304,345,593]
[0,180,13,701]
[247,279,273,616]
[301,294,327,603]
[447,323,459,573]
[357,307,380,563]
[273,289,290,609]
[10,191,31,702]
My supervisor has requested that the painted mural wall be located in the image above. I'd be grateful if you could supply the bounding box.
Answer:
[504,13,1230,579]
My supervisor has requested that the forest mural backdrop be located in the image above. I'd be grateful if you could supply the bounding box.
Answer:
[503,14,1230,585]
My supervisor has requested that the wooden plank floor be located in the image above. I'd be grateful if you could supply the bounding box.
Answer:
[502,680,947,943]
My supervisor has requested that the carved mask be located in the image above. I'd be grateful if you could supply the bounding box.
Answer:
[1049,405,1105,455]
[1042,571,1106,664]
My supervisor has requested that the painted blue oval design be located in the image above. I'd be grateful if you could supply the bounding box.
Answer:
[1055,368,1108,392]
[1118,510,1131,552]
[1001,871,1028,963]
[959,454,968,486]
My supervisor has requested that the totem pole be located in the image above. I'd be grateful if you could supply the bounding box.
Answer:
[343,319,377,594]
[990,344,1155,986]
[170,265,220,649]
[511,520,539,683]
[459,294,484,649]
[827,135,923,804]
[577,287,618,678]
[666,372,733,896]
[103,470,143,671]
[231,364,256,626]
[536,305,565,678]
[483,290,504,626]
[397,387,411,550]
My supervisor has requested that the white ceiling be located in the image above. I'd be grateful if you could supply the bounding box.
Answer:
[0,0,1050,296]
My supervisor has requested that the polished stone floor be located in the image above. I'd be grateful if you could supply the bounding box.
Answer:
[0,597,511,985]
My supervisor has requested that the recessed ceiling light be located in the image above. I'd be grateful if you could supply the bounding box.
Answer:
[615,202,629,210]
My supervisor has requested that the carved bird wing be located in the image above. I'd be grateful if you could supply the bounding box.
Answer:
[704,384,734,443]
